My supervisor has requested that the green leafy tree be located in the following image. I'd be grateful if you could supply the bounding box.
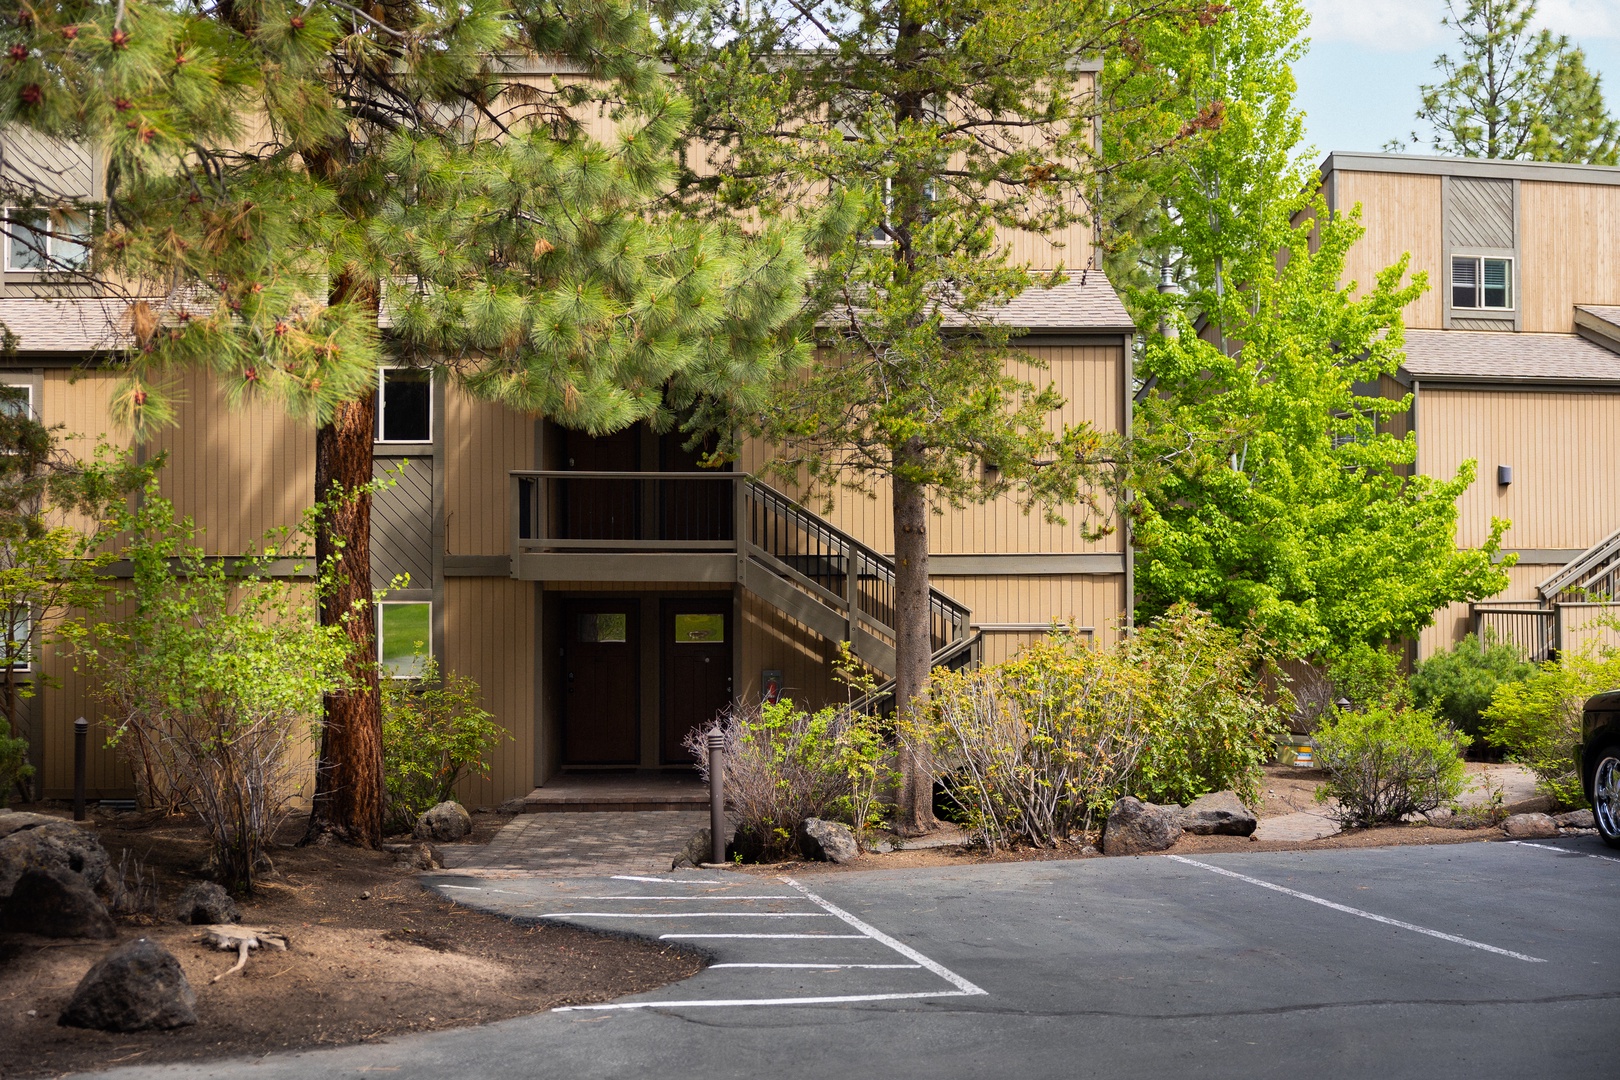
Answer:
[0,0,806,844]
[659,0,1184,832]
[1393,0,1620,164]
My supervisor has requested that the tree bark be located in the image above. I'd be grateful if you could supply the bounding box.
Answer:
[892,440,937,836]
[304,389,383,847]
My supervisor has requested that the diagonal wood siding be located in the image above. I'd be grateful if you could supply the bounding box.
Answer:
[1447,177,1515,250]
[372,456,433,590]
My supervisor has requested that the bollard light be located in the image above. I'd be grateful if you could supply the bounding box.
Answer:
[73,717,88,822]
[708,729,726,865]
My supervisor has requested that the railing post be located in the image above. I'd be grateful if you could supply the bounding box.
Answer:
[844,547,859,642]
[508,474,523,574]
[708,728,726,865]
[73,716,88,822]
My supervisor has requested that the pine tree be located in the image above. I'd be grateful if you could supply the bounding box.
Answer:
[1397,0,1619,164]
[0,0,805,844]
[659,0,1183,832]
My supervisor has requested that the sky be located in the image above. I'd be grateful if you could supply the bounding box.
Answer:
[1295,0,1620,160]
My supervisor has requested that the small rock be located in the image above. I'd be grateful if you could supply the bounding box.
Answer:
[1555,809,1595,829]
[0,818,110,899]
[1103,797,1182,856]
[1080,845,1100,856]
[872,839,896,854]
[498,797,528,815]
[173,881,240,926]
[1502,812,1559,839]
[413,801,472,843]
[1,868,115,938]
[358,891,371,900]
[1177,791,1258,836]
[1425,807,1455,825]
[672,828,713,870]
[59,939,197,1032]
[797,818,859,864]
[394,843,440,871]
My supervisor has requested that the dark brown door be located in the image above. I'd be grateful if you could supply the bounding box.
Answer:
[563,600,639,766]
[658,431,732,542]
[661,600,733,764]
[562,427,640,540]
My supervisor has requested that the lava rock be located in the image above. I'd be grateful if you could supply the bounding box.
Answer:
[1,867,115,938]
[0,817,109,899]
[1102,797,1182,856]
[498,797,528,815]
[1502,812,1559,839]
[172,881,240,925]
[797,818,859,864]
[1555,809,1595,829]
[393,842,442,871]
[59,938,197,1032]
[413,801,472,843]
[1177,791,1258,836]
[672,828,715,870]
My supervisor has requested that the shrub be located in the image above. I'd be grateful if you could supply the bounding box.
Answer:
[0,713,31,807]
[1313,705,1469,827]
[1127,606,1291,807]
[381,656,505,833]
[1483,645,1620,808]
[1326,641,1410,710]
[686,698,889,861]
[1412,633,1534,741]
[927,631,1149,850]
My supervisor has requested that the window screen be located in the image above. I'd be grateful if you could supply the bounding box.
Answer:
[1482,258,1512,309]
[6,209,47,271]
[1451,256,1478,309]
[378,601,431,677]
[577,613,628,643]
[378,369,431,442]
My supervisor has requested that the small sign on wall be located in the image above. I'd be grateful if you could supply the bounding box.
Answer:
[761,669,784,705]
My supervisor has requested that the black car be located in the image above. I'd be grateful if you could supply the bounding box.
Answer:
[1581,689,1620,847]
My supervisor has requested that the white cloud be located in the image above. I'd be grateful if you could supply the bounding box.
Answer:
[1535,0,1620,40]
[1304,0,1620,52]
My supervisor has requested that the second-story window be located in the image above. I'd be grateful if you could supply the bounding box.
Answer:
[1452,256,1513,310]
[4,208,89,272]
[376,368,431,443]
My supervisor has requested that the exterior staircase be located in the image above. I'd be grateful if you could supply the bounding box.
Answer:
[1472,526,1620,661]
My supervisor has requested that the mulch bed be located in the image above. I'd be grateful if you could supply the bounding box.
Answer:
[0,810,704,1080]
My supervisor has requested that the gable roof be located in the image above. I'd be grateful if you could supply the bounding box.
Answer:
[0,297,133,354]
[937,273,1135,334]
[1398,327,1620,385]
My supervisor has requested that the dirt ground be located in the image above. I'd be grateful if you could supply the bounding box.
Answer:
[0,811,704,1080]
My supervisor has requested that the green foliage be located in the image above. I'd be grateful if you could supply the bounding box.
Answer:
[1127,605,1291,808]
[1327,642,1412,712]
[689,699,891,861]
[380,655,506,834]
[0,713,31,807]
[1314,705,1470,827]
[73,484,352,893]
[1396,0,1619,164]
[1483,645,1620,807]
[1412,633,1534,741]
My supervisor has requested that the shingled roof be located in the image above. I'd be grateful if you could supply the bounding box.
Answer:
[0,297,133,354]
[937,273,1135,333]
[1398,327,1620,385]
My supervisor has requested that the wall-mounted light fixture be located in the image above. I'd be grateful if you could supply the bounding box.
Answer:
[1497,465,1513,486]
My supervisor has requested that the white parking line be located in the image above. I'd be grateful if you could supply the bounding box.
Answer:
[576,895,801,901]
[1167,855,1546,963]
[555,990,981,1012]
[611,876,720,884]
[710,963,923,969]
[660,932,869,939]
[540,912,832,919]
[1509,839,1620,865]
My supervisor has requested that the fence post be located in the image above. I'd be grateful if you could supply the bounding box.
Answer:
[72,717,88,822]
[708,728,726,865]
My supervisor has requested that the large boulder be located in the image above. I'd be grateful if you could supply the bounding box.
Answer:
[1,867,116,938]
[0,817,109,899]
[414,801,472,843]
[797,818,859,864]
[1177,791,1258,837]
[1103,797,1182,856]
[59,938,197,1032]
[1502,812,1559,839]
[172,881,240,925]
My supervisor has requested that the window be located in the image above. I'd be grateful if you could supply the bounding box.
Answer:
[672,613,724,643]
[378,601,430,678]
[4,207,89,272]
[2,605,29,672]
[0,384,32,419]
[577,612,628,643]
[1452,256,1513,310]
[376,368,431,443]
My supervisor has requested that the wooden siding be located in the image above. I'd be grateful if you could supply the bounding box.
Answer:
[1519,180,1620,332]
[1418,387,1620,551]
[372,456,433,590]
[445,577,536,806]
[1562,605,1620,658]
[444,385,533,556]
[1417,561,1546,660]
[934,573,1127,664]
[1333,171,1444,329]
[739,591,845,711]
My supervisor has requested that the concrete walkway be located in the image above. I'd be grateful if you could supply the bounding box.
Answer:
[441,811,708,876]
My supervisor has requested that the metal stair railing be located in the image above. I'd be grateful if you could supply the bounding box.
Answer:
[1539,524,1620,602]
[846,630,984,718]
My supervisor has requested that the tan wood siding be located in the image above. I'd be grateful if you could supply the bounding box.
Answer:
[738,591,845,710]
[1334,171,1443,329]
[444,577,536,806]
[935,573,1126,665]
[1518,180,1620,332]
[1562,605,1620,658]
[1417,561,1546,660]
[445,385,533,556]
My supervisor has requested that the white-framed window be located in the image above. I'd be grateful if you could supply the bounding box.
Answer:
[0,383,32,419]
[377,600,430,678]
[376,367,432,443]
[4,207,89,272]
[3,605,30,672]
[1451,255,1513,311]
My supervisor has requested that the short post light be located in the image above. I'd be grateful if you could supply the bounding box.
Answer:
[708,728,726,865]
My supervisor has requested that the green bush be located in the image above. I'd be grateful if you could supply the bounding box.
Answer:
[1412,633,1534,741]
[1127,606,1291,807]
[1314,705,1469,827]
[0,714,31,808]
[1327,641,1410,710]
[381,656,505,833]
[1483,646,1620,808]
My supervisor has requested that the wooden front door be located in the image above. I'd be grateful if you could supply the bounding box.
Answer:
[562,600,640,766]
[562,427,639,540]
[661,600,733,764]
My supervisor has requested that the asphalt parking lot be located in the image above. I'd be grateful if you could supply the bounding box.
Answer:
[85,838,1620,1080]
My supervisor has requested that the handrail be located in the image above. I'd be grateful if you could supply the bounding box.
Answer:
[1539,523,1620,600]
[848,631,984,717]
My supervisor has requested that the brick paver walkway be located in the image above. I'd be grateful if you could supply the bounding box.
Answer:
[440,811,710,876]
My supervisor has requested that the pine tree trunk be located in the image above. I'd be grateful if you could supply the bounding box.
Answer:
[892,440,937,836]
[304,391,383,847]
